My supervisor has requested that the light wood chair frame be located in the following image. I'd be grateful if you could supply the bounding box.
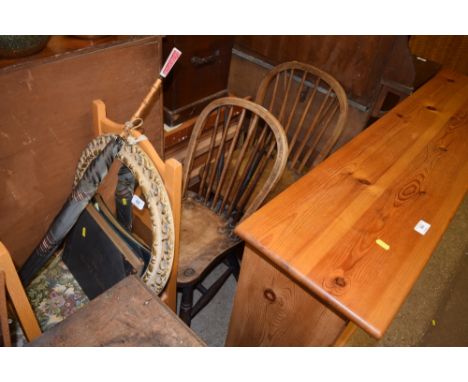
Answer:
[182,96,289,220]
[178,96,288,325]
[92,100,182,312]
[0,242,41,344]
[255,61,349,174]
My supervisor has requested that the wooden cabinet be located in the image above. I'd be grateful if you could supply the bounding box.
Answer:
[0,36,164,266]
[235,36,415,111]
[163,36,234,126]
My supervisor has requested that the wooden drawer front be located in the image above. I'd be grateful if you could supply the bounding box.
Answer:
[163,36,234,125]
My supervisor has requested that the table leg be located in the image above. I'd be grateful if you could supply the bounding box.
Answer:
[226,245,347,346]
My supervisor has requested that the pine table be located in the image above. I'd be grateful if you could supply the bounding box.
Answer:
[226,69,468,346]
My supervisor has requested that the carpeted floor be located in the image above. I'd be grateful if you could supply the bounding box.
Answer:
[179,263,236,347]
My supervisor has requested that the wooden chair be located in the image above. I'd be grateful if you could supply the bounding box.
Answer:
[0,242,41,345]
[178,97,288,325]
[255,61,348,196]
[92,100,182,312]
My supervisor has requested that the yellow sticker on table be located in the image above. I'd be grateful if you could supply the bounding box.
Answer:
[376,238,390,251]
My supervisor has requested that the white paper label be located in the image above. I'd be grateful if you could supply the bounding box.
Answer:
[414,220,431,235]
[131,194,145,210]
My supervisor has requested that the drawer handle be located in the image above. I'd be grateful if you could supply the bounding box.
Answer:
[191,49,220,67]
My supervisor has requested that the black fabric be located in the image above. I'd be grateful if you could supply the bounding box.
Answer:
[20,136,124,285]
[115,164,135,231]
[95,194,151,269]
[62,204,141,300]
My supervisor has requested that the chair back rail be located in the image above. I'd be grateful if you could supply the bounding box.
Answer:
[92,100,182,312]
[256,61,348,174]
[182,97,288,224]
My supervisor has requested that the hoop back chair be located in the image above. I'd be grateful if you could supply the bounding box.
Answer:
[178,97,288,325]
[256,61,348,192]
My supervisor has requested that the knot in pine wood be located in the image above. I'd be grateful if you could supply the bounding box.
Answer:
[263,288,276,302]
[356,177,371,186]
[394,174,426,206]
[323,274,350,296]
[335,277,346,287]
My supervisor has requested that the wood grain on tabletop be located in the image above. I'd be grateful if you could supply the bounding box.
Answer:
[30,276,204,347]
[235,69,468,338]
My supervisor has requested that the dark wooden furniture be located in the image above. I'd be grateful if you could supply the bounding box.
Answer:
[235,36,415,113]
[163,36,234,126]
[410,35,468,75]
[0,36,164,267]
[177,97,288,325]
[29,275,205,346]
[255,61,348,197]
[369,39,441,120]
[226,69,468,346]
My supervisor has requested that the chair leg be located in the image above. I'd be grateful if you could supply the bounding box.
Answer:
[225,252,240,281]
[0,271,11,346]
[0,242,41,342]
[179,285,194,326]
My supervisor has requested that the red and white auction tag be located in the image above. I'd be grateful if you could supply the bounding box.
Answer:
[160,47,182,78]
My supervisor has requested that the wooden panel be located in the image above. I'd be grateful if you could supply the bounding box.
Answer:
[29,275,204,346]
[0,36,131,70]
[235,36,410,107]
[410,35,468,75]
[0,36,163,267]
[226,245,347,346]
[235,69,468,338]
[163,36,234,125]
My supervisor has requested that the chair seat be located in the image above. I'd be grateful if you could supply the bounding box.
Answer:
[178,192,239,285]
[26,254,89,332]
[177,166,298,287]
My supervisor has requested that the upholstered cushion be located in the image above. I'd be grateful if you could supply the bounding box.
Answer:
[26,253,89,332]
